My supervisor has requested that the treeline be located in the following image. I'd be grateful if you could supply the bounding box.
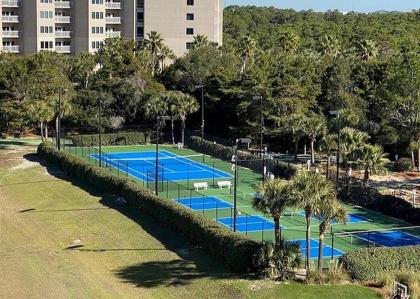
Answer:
[0,7,419,168]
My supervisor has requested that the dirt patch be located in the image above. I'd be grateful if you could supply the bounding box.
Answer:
[10,159,40,171]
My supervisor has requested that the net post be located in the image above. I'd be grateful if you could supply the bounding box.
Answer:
[261,221,264,242]
[202,195,205,214]
[212,162,215,187]
[331,226,334,261]
[245,214,248,236]
[166,180,169,198]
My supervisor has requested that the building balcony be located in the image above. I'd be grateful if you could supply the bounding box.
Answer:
[2,0,21,7]
[55,45,71,53]
[55,16,71,23]
[2,30,19,38]
[55,31,71,38]
[2,45,19,53]
[105,31,121,38]
[55,1,71,9]
[105,2,121,9]
[105,17,121,24]
[1,16,20,23]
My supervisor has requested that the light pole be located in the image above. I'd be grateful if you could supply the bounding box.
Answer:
[329,110,341,186]
[253,96,264,160]
[233,138,252,232]
[55,88,68,151]
[98,97,103,167]
[195,85,205,144]
[155,115,170,195]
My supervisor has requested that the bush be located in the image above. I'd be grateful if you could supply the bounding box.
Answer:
[37,142,261,273]
[394,157,414,172]
[187,136,297,178]
[306,261,349,285]
[70,131,149,147]
[339,184,420,225]
[340,246,420,281]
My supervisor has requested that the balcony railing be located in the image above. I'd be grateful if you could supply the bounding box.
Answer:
[105,2,121,9]
[55,31,71,38]
[2,45,19,53]
[105,17,121,24]
[1,16,20,23]
[105,31,121,38]
[55,45,71,53]
[55,1,71,8]
[2,30,19,38]
[2,0,21,7]
[55,16,71,23]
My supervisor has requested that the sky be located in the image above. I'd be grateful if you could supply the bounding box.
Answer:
[224,0,420,13]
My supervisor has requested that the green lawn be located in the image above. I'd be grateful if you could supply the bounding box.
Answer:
[0,146,381,298]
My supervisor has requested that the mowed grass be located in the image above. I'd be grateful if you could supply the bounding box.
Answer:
[0,146,381,299]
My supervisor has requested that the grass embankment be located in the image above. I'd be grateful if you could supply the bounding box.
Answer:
[0,145,380,298]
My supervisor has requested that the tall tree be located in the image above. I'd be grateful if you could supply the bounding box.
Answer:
[303,113,327,165]
[142,31,165,76]
[359,144,389,183]
[291,171,336,269]
[238,35,257,74]
[174,93,199,145]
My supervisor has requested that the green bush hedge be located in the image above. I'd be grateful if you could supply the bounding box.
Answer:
[340,246,420,280]
[70,131,149,147]
[339,185,420,225]
[37,142,261,273]
[187,136,297,178]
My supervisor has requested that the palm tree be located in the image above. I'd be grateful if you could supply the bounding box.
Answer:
[142,31,165,76]
[158,45,176,71]
[291,171,336,269]
[238,36,257,74]
[144,94,168,120]
[354,39,378,62]
[320,35,341,58]
[340,127,370,172]
[316,201,347,269]
[359,144,389,183]
[192,35,209,49]
[285,113,305,162]
[164,91,182,144]
[253,180,297,245]
[303,113,327,165]
[278,31,300,54]
[175,94,199,145]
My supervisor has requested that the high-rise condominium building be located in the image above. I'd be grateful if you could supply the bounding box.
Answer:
[0,0,223,57]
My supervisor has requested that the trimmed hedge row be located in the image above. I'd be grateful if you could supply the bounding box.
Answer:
[37,142,261,273]
[70,131,149,147]
[340,246,420,280]
[187,136,297,178]
[339,185,420,225]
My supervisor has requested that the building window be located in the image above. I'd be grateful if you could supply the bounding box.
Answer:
[186,28,194,35]
[186,13,194,20]
[186,42,193,50]
[187,0,194,5]
[40,41,53,49]
[40,26,53,33]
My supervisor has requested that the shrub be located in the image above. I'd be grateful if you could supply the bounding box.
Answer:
[340,246,420,281]
[70,131,149,147]
[306,261,349,285]
[187,136,297,178]
[394,157,414,172]
[339,184,420,225]
[37,142,261,273]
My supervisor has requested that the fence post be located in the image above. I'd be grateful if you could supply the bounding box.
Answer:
[331,227,334,261]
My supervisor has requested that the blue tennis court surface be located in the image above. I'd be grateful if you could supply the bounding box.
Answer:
[217,215,280,232]
[297,212,368,224]
[291,239,344,258]
[354,231,420,247]
[90,150,232,182]
[175,196,233,211]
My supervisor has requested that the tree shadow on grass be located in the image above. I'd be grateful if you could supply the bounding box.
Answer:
[32,155,236,288]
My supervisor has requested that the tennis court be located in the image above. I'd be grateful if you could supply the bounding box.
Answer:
[175,196,233,211]
[352,231,420,247]
[217,215,278,232]
[292,239,344,258]
[90,150,233,182]
[297,212,368,224]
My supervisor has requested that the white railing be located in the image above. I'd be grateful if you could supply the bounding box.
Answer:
[105,17,121,24]
[55,1,71,8]
[55,31,71,38]
[2,45,19,53]
[55,46,71,53]
[1,16,20,22]
[2,0,21,7]
[105,31,121,38]
[105,2,121,9]
[2,30,19,38]
[55,16,71,23]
